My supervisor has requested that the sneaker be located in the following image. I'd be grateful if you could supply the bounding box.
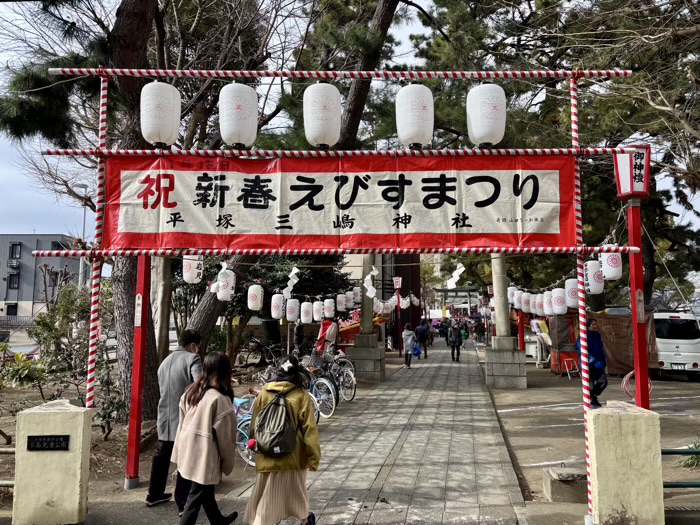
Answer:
[307,511,316,525]
[178,509,184,518]
[222,510,239,525]
[591,401,602,409]
[145,493,172,507]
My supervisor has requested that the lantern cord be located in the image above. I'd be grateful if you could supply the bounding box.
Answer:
[641,222,691,307]
[7,75,90,94]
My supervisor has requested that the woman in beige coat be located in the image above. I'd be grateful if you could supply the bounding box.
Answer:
[172,352,239,525]
[244,356,321,525]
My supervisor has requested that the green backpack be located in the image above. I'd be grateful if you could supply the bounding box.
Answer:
[254,392,298,457]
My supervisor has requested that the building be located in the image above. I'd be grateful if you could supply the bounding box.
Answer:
[0,234,80,320]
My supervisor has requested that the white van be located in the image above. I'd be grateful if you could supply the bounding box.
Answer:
[654,312,700,373]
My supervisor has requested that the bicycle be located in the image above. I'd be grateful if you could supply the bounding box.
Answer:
[233,389,258,467]
[245,336,285,366]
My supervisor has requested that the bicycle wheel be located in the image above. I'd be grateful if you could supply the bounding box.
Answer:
[321,372,340,405]
[307,390,320,424]
[336,357,355,372]
[311,377,336,419]
[339,368,357,402]
[245,347,263,366]
[235,419,256,467]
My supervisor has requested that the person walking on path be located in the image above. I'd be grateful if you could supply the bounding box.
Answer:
[415,319,429,359]
[575,317,608,408]
[146,329,203,511]
[172,352,239,525]
[402,323,417,369]
[245,355,321,525]
[448,322,463,362]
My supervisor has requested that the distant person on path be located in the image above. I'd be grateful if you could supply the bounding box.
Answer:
[146,329,203,512]
[575,318,608,408]
[415,319,429,359]
[172,352,238,525]
[402,323,417,369]
[245,355,321,525]
[448,322,463,362]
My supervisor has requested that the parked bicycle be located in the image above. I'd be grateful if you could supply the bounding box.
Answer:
[244,336,285,366]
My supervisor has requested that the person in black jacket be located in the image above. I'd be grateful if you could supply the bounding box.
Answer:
[448,322,463,362]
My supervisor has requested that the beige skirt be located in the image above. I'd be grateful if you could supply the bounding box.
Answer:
[244,470,309,525]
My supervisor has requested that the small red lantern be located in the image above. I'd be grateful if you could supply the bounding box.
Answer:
[613,145,651,200]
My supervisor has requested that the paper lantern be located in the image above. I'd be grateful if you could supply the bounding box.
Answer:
[521,292,531,313]
[565,279,578,308]
[219,82,258,147]
[585,261,604,295]
[312,301,324,322]
[600,246,623,281]
[301,301,313,324]
[507,286,517,304]
[535,294,545,316]
[286,299,300,322]
[396,83,434,148]
[410,293,420,307]
[324,298,336,318]
[183,254,203,284]
[345,291,354,308]
[530,294,537,313]
[513,290,523,309]
[353,286,362,303]
[140,81,181,146]
[271,293,285,320]
[552,288,567,315]
[247,284,264,311]
[466,83,506,147]
[336,294,346,312]
[303,82,341,148]
[210,263,235,302]
[543,291,553,316]
[613,145,651,200]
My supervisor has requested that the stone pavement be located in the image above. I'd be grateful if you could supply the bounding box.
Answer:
[222,338,526,525]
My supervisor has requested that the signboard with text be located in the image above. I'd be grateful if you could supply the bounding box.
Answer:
[104,155,575,251]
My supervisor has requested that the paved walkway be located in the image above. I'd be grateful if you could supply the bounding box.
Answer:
[223,339,525,525]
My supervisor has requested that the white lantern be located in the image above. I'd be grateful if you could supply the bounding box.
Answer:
[183,254,203,284]
[324,298,336,318]
[286,299,300,322]
[411,294,420,307]
[600,246,623,281]
[217,267,236,302]
[271,293,285,320]
[312,301,324,322]
[585,261,604,295]
[507,286,517,304]
[513,290,523,309]
[396,83,434,148]
[301,301,313,324]
[383,302,394,315]
[353,286,362,303]
[535,294,545,316]
[219,82,258,147]
[247,284,264,311]
[543,291,553,316]
[466,83,506,147]
[565,279,579,308]
[336,294,346,312]
[303,82,341,148]
[530,294,537,313]
[345,291,355,308]
[521,292,531,313]
[140,81,181,146]
[552,288,567,315]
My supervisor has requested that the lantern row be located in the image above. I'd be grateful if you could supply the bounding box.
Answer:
[506,250,624,316]
[32,246,640,258]
[49,68,633,80]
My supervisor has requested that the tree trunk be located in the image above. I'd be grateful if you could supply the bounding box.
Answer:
[185,291,226,353]
[151,257,173,362]
[336,0,400,149]
[230,312,252,364]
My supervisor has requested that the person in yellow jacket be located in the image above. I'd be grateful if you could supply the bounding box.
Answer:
[244,355,321,525]
[172,352,239,525]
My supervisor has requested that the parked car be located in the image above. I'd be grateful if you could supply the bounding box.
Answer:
[654,311,700,375]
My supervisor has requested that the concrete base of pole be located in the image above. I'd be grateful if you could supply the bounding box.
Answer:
[486,337,527,389]
[347,334,385,382]
[123,477,140,490]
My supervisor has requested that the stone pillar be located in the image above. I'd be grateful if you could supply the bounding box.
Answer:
[348,334,385,382]
[486,254,525,388]
[13,400,92,525]
[589,401,664,525]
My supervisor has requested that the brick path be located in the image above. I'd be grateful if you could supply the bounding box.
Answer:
[226,338,525,525]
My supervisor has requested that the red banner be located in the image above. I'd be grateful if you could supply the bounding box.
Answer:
[104,155,575,251]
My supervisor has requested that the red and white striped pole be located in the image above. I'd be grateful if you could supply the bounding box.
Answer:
[85,74,109,409]
[571,76,593,517]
